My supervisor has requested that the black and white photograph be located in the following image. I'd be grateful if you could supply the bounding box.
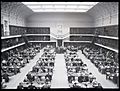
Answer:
[1,1,119,89]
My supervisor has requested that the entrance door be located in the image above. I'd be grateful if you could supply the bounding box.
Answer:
[57,39,62,47]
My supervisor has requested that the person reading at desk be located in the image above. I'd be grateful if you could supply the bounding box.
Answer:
[46,73,52,81]
[82,64,88,71]
[2,71,9,82]
[13,64,20,74]
[95,83,102,88]
[17,83,24,89]
[72,77,78,84]
[41,82,50,89]
[92,78,99,87]
[88,73,94,83]
[106,64,111,79]
[72,82,81,88]
[2,60,7,66]
[28,83,36,89]
[78,74,84,83]
[41,66,46,73]
[26,72,35,83]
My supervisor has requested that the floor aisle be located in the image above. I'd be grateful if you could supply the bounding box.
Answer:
[5,49,44,89]
[77,50,118,88]
[51,54,69,88]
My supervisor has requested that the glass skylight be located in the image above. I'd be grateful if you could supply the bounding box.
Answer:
[22,2,99,12]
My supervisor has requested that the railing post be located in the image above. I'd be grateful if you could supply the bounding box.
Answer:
[62,41,64,47]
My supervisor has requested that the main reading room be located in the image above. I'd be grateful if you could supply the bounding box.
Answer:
[1,2,119,89]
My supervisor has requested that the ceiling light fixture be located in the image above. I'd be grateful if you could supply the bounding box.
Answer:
[22,2,99,12]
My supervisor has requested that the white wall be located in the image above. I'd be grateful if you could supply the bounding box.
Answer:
[1,2,33,27]
[88,2,118,27]
[1,8,26,27]
[26,12,94,35]
[1,6,26,36]
[1,2,33,36]
[94,13,118,27]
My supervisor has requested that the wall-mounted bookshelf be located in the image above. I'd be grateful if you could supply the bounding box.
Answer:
[1,26,51,53]
[25,34,50,36]
[98,35,118,40]
[70,34,95,36]
[1,35,22,39]
[69,25,118,53]
[95,25,118,37]
[26,27,50,34]
[94,43,118,53]
[70,27,95,34]
[28,41,56,43]
[28,41,56,48]
[1,42,25,52]
[70,36,94,41]
[64,41,92,43]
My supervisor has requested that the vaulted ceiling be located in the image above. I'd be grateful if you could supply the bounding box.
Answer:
[1,2,118,21]
[88,2,118,19]
[1,2,33,19]
[22,2,98,12]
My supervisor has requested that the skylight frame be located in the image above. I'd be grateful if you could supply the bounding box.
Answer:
[22,2,99,12]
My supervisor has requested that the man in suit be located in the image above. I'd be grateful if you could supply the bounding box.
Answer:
[26,72,34,83]
[78,74,84,83]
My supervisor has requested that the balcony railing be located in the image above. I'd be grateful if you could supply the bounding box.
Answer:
[50,32,69,39]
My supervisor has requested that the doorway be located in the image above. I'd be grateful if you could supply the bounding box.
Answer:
[57,39,62,47]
